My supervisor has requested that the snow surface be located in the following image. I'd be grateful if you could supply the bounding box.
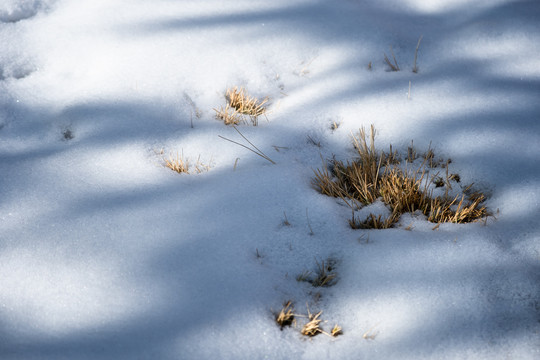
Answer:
[1,0,539,359]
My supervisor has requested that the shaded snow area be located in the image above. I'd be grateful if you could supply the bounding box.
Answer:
[1,0,539,359]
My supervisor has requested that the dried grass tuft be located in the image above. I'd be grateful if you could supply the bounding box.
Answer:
[296,270,312,283]
[301,309,323,337]
[276,301,295,329]
[164,151,189,174]
[214,104,242,125]
[311,259,337,287]
[349,212,398,230]
[222,86,269,126]
[163,151,210,174]
[331,324,343,337]
[297,259,337,287]
[312,126,488,228]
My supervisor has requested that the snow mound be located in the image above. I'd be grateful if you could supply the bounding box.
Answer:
[0,0,54,23]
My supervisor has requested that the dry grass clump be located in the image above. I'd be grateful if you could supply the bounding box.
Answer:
[276,301,295,329]
[297,259,338,287]
[379,166,431,215]
[215,86,268,126]
[312,259,337,287]
[227,87,268,117]
[314,126,383,206]
[163,151,210,174]
[313,126,488,229]
[331,324,343,337]
[164,152,189,174]
[349,212,398,230]
[428,193,487,223]
[214,104,242,125]
[301,310,323,337]
[275,302,343,338]
[300,306,343,338]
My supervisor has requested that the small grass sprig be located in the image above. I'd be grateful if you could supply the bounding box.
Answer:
[275,301,295,329]
[349,212,398,230]
[331,324,343,337]
[311,259,337,287]
[216,86,269,126]
[214,104,242,125]
[163,151,210,174]
[301,307,323,337]
[384,46,400,71]
[297,259,338,287]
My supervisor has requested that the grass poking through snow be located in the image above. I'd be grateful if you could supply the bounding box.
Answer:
[215,86,269,126]
[214,104,242,125]
[313,126,488,229]
[275,301,295,329]
[301,309,324,337]
[311,259,337,287]
[383,46,400,71]
[274,301,343,338]
[297,259,338,287]
[162,151,211,174]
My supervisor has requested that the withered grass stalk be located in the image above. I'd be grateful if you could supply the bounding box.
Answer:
[218,126,276,164]
[413,35,423,73]
[384,46,400,71]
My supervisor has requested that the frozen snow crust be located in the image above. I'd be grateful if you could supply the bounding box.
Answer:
[1,0,539,359]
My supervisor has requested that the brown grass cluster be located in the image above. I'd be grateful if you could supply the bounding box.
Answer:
[297,259,338,287]
[311,259,337,287]
[163,151,210,174]
[214,104,242,125]
[301,306,342,338]
[313,126,488,229]
[301,310,323,337]
[275,301,295,329]
[215,86,268,126]
[274,302,343,338]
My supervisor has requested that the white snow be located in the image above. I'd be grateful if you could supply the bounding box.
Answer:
[1,0,539,359]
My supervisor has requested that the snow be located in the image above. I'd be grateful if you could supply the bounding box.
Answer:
[1,0,539,359]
